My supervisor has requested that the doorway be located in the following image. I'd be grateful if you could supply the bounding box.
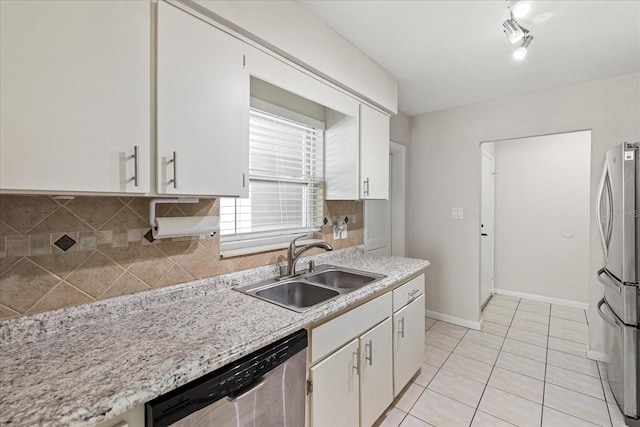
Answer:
[479,130,591,311]
[480,146,495,308]
[365,141,406,255]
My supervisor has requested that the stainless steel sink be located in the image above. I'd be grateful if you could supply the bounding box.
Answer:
[255,281,340,309]
[235,264,386,312]
[305,269,378,289]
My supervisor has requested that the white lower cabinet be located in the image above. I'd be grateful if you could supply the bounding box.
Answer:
[309,274,425,426]
[310,338,360,427]
[359,318,393,427]
[393,294,426,396]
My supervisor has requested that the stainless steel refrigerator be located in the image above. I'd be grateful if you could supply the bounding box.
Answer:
[597,141,639,426]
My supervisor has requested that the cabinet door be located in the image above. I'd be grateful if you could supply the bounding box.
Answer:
[359,104,390,199]
[393,294,425,396]
[157,2,249,197]
[360,318,393,427]
[310,339,360,427]
[0,0,150,193]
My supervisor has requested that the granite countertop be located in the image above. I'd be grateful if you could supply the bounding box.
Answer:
[0,246,429,426]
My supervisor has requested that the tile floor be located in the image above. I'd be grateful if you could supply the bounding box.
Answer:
[374,295,629,427]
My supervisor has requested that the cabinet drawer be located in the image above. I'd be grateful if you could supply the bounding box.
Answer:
[311,292,392,363]
[393,274,425,312]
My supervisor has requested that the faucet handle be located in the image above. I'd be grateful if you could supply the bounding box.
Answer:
[289,235,306,251]
[308,260,315,272]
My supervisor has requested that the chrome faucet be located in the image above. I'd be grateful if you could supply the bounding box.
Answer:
[287,236,333,275]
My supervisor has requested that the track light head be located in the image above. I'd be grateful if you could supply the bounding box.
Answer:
[513,35,533,60]
[509,0,530,19]
[503,18,524,44]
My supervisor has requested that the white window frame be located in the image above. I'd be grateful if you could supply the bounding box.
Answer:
[220,98,325,255]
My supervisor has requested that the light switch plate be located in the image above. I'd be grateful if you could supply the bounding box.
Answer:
[451,208,464,219]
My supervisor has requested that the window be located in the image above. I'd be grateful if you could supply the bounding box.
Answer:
[220,104,324,251]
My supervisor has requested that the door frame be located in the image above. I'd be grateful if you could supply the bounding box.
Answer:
[480,150,495,309]
[390,141,406,256]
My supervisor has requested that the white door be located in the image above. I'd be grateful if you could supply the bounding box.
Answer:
[0,0,150,193]
[480,153,495,307]
[310,339,360,427]
[157,2,249,197]
[393,294,425,395]
[359,104,390,199]
[364,153,392,255]
[359,318,393,427]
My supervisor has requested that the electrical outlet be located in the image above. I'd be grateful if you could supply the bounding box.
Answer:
[451,208,464,219]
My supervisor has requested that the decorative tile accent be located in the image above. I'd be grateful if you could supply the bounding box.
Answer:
[144,229,155,243]
[53,234,76,252]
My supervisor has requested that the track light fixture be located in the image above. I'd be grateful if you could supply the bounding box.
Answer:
[502,0,534,60]
[513,35,533,60]
[509,0,530,19]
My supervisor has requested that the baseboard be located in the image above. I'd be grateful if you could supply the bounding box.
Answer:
[493,289,588,310]
[586,349,607,362]
[425,309,482,330]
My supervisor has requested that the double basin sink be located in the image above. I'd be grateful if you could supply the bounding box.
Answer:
[235,265,386,312]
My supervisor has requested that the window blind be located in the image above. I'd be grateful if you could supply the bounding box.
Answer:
[220,108,324,243]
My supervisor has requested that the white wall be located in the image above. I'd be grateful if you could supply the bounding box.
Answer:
[407,73,640,354]
[190,0,398,113]
[492,131,591,303]
[390,111,410,146]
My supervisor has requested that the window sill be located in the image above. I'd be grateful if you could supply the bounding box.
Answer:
[220,238,324,259]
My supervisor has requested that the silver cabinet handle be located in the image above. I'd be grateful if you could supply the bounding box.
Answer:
[133,145,139,187]
[597,298,621,332]
[169,151,177,188]
[353,347,360,375]
[398,317,405,338]
[365,340,373,366]
[597,267,622,294]
[363,178,370,197]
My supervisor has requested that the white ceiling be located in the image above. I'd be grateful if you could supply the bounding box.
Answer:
[297,1,640,116]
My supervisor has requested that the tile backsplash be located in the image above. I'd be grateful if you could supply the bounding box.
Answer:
[0,195,362,320]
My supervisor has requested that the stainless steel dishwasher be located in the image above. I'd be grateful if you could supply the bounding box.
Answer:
[146,330,307,427]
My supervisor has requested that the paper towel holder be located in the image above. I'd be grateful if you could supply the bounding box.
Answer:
[149,198,218,239]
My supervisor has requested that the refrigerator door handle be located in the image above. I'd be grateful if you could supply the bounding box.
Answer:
[596,161,611,263]
[598,298,622,332]
[597,267,622,294]
[597,298,622,332]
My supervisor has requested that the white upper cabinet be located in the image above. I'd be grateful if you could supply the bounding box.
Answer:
[0,0,151,194]
[157,2,249,197]
[359,104,390,200]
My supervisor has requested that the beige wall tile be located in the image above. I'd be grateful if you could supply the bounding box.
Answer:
[0,195,59,234]
[30,250,92,280]
[0,303,20,320]
[64,197,125,229]
[100,272,150,299]
[129,246,175,286]
[27,281,93,314]
[29,208,93,234]
[67,252,125,297]
[0,258,60,313]
[155,264,194,288]
[99,207,148,231]
[0,195,363,317]
[6,235,29,257]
